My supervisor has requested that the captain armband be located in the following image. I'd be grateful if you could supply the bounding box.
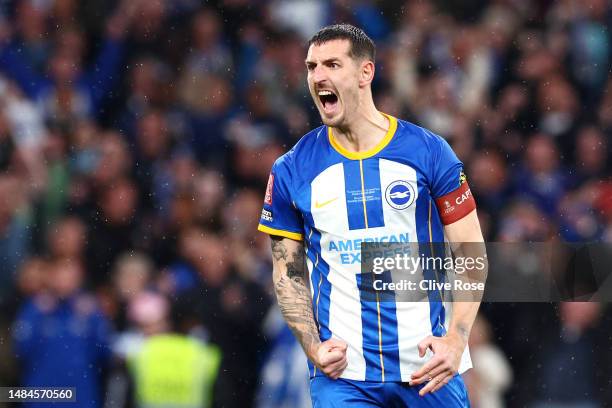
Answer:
[434,181,476,225]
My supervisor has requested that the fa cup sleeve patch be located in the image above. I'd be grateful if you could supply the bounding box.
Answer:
[264,174,274,205]
[435,180,476,225]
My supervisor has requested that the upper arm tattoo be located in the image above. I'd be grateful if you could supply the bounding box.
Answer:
[271,238,289,262]
[286,244,305,281]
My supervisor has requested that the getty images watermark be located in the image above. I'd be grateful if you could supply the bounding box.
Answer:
[358,242,487,303]
[371,252,487,292]
[359,242,612,303]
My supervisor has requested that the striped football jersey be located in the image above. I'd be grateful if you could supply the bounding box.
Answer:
[258,114,473,382]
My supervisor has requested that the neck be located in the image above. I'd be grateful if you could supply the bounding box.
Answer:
[332,100,389,153]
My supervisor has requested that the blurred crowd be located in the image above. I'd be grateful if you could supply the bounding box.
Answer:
[0,0,611,407]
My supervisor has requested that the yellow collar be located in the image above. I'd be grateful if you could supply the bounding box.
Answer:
[328,113,397,160]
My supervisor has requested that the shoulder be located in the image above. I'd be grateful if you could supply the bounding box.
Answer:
[17,298,42,318]
[390,117,461,177]
[395,118,448,150]
[72,294,102,319]
[272,125,327,174]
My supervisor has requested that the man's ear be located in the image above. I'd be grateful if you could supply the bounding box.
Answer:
[359,60,375,87]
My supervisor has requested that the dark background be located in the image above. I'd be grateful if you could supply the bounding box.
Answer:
[0,0,611,407]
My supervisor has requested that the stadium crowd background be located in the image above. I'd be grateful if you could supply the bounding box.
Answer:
[0,0,611,407]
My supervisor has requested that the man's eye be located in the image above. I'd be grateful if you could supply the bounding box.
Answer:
[330,63,339,68]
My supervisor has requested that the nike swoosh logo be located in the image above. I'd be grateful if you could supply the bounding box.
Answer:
[315,197,339,209]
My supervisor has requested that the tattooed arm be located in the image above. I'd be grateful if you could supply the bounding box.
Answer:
[270,236,319,357]
[270,236,347,379]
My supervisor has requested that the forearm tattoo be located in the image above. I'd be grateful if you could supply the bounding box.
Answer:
[271,237,320,357]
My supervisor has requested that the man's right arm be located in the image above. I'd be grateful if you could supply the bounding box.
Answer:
[270,235,347,379]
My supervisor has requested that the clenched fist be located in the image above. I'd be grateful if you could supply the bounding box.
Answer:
[310,338,348,380]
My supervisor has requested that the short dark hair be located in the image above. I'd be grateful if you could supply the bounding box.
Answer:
[308,24,375,62]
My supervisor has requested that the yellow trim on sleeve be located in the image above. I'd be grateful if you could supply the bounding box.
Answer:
[328,113,397,160]
[257,224,304,241]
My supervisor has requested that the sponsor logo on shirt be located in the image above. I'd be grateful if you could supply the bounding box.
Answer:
[261,209,273,222]
[328,233,411,264]
[315,196,339,209]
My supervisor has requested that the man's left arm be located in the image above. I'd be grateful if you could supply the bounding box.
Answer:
[411,209,487,395]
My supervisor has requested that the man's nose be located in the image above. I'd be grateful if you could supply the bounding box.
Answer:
[311,66,327,84]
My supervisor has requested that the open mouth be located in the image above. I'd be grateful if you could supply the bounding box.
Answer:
[318,90,339,114]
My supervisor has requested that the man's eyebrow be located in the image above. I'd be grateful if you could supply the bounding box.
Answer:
[322,58,341,64]
[305,58,341,65]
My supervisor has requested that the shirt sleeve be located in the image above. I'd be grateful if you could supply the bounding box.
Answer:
[429,134,476,224]
[430,134,463,198]
[257,158,304,241]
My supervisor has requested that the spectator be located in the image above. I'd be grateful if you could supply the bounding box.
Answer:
[12,258,112,408]
[0,257,45,387]
[256,308,311,408]
[177,230,271,408]
[115,56,171,137]
[86,178,142,284]
[47,215,87,262]
[464,316,512,408]
[0,175,29,299]
[111,251,155,331]
[184,8,233,78]
[573,126,608,184]
[0,1,131,123]
[521,302,612,407]
[515,134,570,216]
[127,291,221,408]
